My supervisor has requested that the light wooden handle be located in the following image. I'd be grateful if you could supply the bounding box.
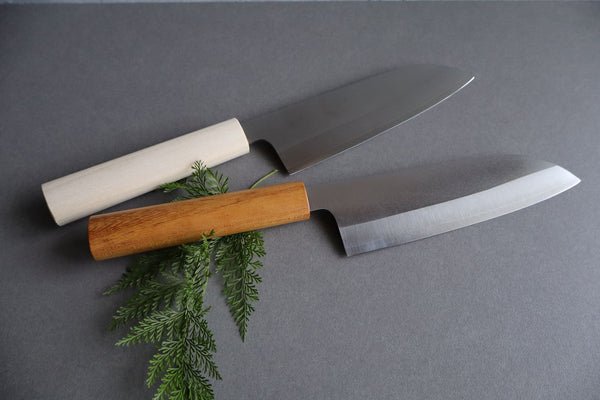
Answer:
[42,118,250,226]
[88,181,310,260]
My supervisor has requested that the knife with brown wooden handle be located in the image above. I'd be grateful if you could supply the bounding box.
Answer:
[89,155,579,261]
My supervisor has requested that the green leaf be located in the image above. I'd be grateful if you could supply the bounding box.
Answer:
[116,309,184,346]
[159,161,229,200]
[107,162,276,399]
[103,247,184,295]
[215,231,265,341]
[110,277,183,331]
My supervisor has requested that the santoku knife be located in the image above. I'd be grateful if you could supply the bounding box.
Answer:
[88,155,579,260]
[42,64,473,226]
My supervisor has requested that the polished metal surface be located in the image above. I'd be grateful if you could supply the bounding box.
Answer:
[306,156,580,256]
[242,65,474,174]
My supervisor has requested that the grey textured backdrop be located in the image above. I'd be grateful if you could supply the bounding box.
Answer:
[1,2,599,399]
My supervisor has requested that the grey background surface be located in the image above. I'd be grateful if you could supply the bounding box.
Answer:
[1,2,599,399]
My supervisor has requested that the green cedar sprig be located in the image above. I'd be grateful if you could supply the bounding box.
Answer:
[105,162,277,400]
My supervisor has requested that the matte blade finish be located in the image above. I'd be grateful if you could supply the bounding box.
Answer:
[306,156,580,256]
[242,65,474,174]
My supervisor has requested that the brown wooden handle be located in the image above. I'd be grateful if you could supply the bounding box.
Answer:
[88,181,310,260]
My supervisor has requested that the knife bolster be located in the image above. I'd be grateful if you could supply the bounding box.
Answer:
[88,181,310,260]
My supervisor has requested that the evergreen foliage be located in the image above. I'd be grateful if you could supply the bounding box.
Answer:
[106,162,276,399]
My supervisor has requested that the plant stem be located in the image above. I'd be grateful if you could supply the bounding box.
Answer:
[250,169,278,189]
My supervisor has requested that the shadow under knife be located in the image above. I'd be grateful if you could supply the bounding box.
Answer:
[15,190,92,264]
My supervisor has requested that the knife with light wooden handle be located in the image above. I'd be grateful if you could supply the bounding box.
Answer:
[43,64,474,226]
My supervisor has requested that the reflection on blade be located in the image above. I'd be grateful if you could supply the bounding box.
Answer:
[306,156,580,256]
[242,65,474,173]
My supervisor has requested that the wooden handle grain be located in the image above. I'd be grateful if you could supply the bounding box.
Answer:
[88,181,310,260]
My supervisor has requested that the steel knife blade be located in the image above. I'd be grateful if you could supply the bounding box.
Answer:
[42,64,473,225]
[88,155,579,260]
